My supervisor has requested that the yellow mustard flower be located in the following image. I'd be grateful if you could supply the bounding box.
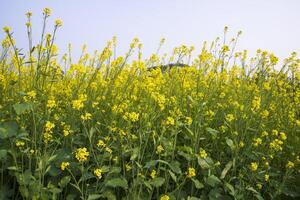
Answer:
[250,162,258,171]
[3,26,11,33]
[156,145,164,154]
[60,162,70,171]
[81,112,92,121]
[97,139,106,148]
[160,195,170,200]
[225,114,235,122]
[264,174,269,182]
[286,161,294,169]
[165,116,175,126]
[55,19,63,27]
[187,167,196,178]
[150,169,156,179]
[199,149,208,158]
[15,140,25,147]
[94,168,103,179]
[43,8,51,16]
[75,147,89,162]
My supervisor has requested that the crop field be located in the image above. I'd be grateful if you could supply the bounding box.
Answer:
[0,8,299,200]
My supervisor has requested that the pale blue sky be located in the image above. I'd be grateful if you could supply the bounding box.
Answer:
[1,0,300,62]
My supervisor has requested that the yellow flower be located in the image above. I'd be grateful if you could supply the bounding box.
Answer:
[264,174,269,182]
[225,114,235,122]
[199,149,207,158]
[185,117,193,125]
[272,130,278,136]
[75,147,89,162]
[221,45,230,53]
[279,132,287,140]
[165,116,175,126]
[43,8,51,16]
[3,26,11,33]
[261,131,268,137]
[261,110,269,119]
[55,19,63,27]
[125,163,132,171]
[72,94,87,110]
[263,82,271,90]
[239,141,245,148]
[60,162,70,171]
[63,124,72,137]
[24,90,37,101]
[264,161,269,168]
[156,145,164,154]
[253,138,262,147]
[97,139,106,148]
[72,100,84,110]
[286,161,294,169]
[45,121,55,132]
[26,11,32,17]
[15,140,25,147]
[81,112,92,121]
[94,168,102,179]
[251,96,261,111]
[123,112,139,122]
[269,139,283,151]
[43,121,55,143]
[219,92,226,98]
[150,169,156,179]
[250,162,258,171]
[187,167,196,178]
[47,99,56,110]
[160,195,170,200]
[205,110,215,118]
[256,183,262,190]
[105,147,113,154]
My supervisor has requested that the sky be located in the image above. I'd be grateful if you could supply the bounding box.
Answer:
[1,0,300,63]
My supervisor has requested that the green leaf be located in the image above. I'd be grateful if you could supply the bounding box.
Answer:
[87,194,102,200]
[209,188,230,200]
[225,138,234,150]
[178,151,193,161]
[7,166,18,171]
[149,177,165,187]
[144,160,158,168]
[108,167,121,174]
[168,170,177,183]
[224,182,235,196]
[99,191,116,200]
[89,127,96,140]
[187,197,201,200]
[143,180,152,191]
[106,178,128,189]
[192,178,204,189]
[59,176,71,188]
[0,149,8,159]
[246,186,264,200]
[101,166,110,173]
[198,158,210,169]
[185,126,194,136]
[130,147,139,161]
[220,161,232,179]
[0,121,19,139]
[48,183,62,195]
[206,127,219,138]
[13,103,33,115]
[169,161,182,174]
[206,175,221,187]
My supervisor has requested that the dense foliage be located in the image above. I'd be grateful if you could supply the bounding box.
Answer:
[0,8,299,200]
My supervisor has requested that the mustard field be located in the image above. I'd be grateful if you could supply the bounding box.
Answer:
[0,8,299,200]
